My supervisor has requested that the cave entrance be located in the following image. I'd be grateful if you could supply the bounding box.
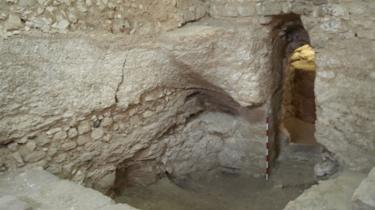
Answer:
[271,14,317,147]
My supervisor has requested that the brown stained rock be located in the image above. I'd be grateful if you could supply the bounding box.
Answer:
[101,117,113,128]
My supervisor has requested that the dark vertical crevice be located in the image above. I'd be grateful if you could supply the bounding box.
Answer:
[115,58,126,104]
[269,13,317,160]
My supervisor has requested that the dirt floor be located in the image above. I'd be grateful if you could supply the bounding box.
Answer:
[115,158,317,210]
[284,117,316,145]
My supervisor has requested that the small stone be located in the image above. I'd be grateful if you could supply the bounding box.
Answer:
[112,123,119,131]
[77,135,90,145]
[46,164,61,174]
[0,13,8,21]
[7,142,18,152]
[16,137,28,144]
[25,141,36,151]
[0,163,8,172]
[61,142,77,151]
[67,128,78,138]
[5,14,23,31]
[103,134,111,142]
[91,128,104,140]
[24,151,46,163]
[0,195,32,210]
[46,127,62,136]
[143,110,153,118]
[101,117,113,127]
[47,147,57,156]
[53,130,67,140]
[95,171,116,191]
[78,121,91,134]
[26,17,52,32]
[352,167,375,210]
[35,133,50,146]
[54,153,66,163]
[257,16,273,25]
[11,152,24,167]
[51,19,70,32]
[314,158,339,179]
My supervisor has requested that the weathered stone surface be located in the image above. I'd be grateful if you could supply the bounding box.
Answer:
[91,128,105,141]
[284,171,367,210]
[0,169,137,210]
[307,2,375,171]
[0,0,374,202]
[0,0,207,36]
[352,167,375,210]
[24,151,46,163]
[209,0,257,17]
[0,195,31,210]
[159,20,272,106]
[162,111,266,179]
[78,121,91,135]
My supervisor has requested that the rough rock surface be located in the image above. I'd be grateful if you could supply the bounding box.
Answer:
[352,167,375,210]
[0,0,374,197]
[0,0,207,37]
[258,0,375,172]
[283,171,367,210]
[0,17,272,192]
[0,168,137,210]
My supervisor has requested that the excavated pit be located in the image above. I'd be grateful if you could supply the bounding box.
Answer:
[111,14,320,210]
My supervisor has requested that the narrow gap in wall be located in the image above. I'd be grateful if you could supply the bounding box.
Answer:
[270,13,317,147]
[282,27,317,145]
[283,43,316,145]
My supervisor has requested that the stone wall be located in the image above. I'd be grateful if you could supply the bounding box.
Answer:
[257,0,375,172]
[0,15,273,193]
[0,0,374,194]
[0,0,207,37]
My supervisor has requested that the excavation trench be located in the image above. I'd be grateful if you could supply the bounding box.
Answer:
[111,14,319,210]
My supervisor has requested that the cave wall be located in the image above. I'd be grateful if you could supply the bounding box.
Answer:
[0,0,374,193]
[0,5,273,193]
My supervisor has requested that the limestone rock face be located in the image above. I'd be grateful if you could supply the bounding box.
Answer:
[352,167,375,210]
[0,16,273,191]
[0,169,137,210]
[0,36,124,143]
[305,2,375,171]
[0,195,31,210]
[0,0,374,197]
[283,171,367,210]
[0,0,208,37]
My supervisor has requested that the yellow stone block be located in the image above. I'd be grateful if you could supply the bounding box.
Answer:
[290,60,316,71]
[290,44,316,71]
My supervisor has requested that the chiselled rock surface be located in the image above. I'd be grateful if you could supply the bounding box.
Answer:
[0,17,273,191]
[0,0,374,201]
[283,171,367,210]
[352,167,375,210]
[305,2,375,172]
[0,168,137,210]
